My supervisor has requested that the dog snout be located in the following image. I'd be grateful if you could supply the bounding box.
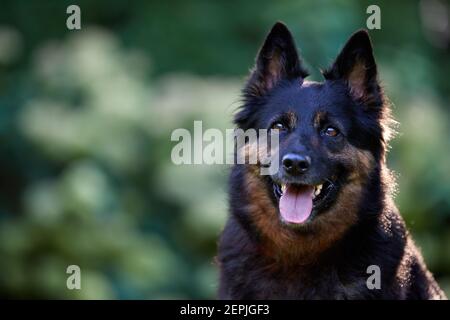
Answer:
[282,153,311,175]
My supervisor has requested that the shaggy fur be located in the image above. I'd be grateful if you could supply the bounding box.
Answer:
[217,22,446,300]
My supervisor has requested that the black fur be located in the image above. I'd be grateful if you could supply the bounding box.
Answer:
[217,22,446,300]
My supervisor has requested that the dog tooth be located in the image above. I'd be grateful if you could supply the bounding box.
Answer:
[281,184,287,193]
[314,184,322,196]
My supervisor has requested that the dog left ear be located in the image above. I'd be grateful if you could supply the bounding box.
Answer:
[323,30,382,107]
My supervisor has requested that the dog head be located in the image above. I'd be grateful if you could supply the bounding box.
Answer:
[235,23,393,234]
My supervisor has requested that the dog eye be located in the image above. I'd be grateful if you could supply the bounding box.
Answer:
[271,122,286,131]
[323,126,339,137]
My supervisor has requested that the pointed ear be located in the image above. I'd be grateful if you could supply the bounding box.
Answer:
[245,22,308,98]
[323,30,382,106]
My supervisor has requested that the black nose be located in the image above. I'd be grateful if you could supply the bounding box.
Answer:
[282,154,311,175]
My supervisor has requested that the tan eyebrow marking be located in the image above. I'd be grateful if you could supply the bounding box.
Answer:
[313,110,328,127]
[286,110,297,128]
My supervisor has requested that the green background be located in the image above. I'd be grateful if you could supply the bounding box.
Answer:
[0,0,449,299]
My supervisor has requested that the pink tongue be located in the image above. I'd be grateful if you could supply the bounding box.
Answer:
[279,185,314,224]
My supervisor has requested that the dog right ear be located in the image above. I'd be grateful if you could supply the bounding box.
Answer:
[244,22,308,99]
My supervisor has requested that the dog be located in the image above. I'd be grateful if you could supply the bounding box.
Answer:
[217,22,446,299]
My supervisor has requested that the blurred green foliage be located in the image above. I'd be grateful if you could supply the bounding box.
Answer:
[0,0,449,298]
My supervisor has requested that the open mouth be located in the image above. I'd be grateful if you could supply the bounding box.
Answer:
[272,180,338,226]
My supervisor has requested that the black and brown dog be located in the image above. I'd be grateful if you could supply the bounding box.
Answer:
[217,22,446,299]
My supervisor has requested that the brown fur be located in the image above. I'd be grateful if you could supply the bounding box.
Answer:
[244,171,358,265]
